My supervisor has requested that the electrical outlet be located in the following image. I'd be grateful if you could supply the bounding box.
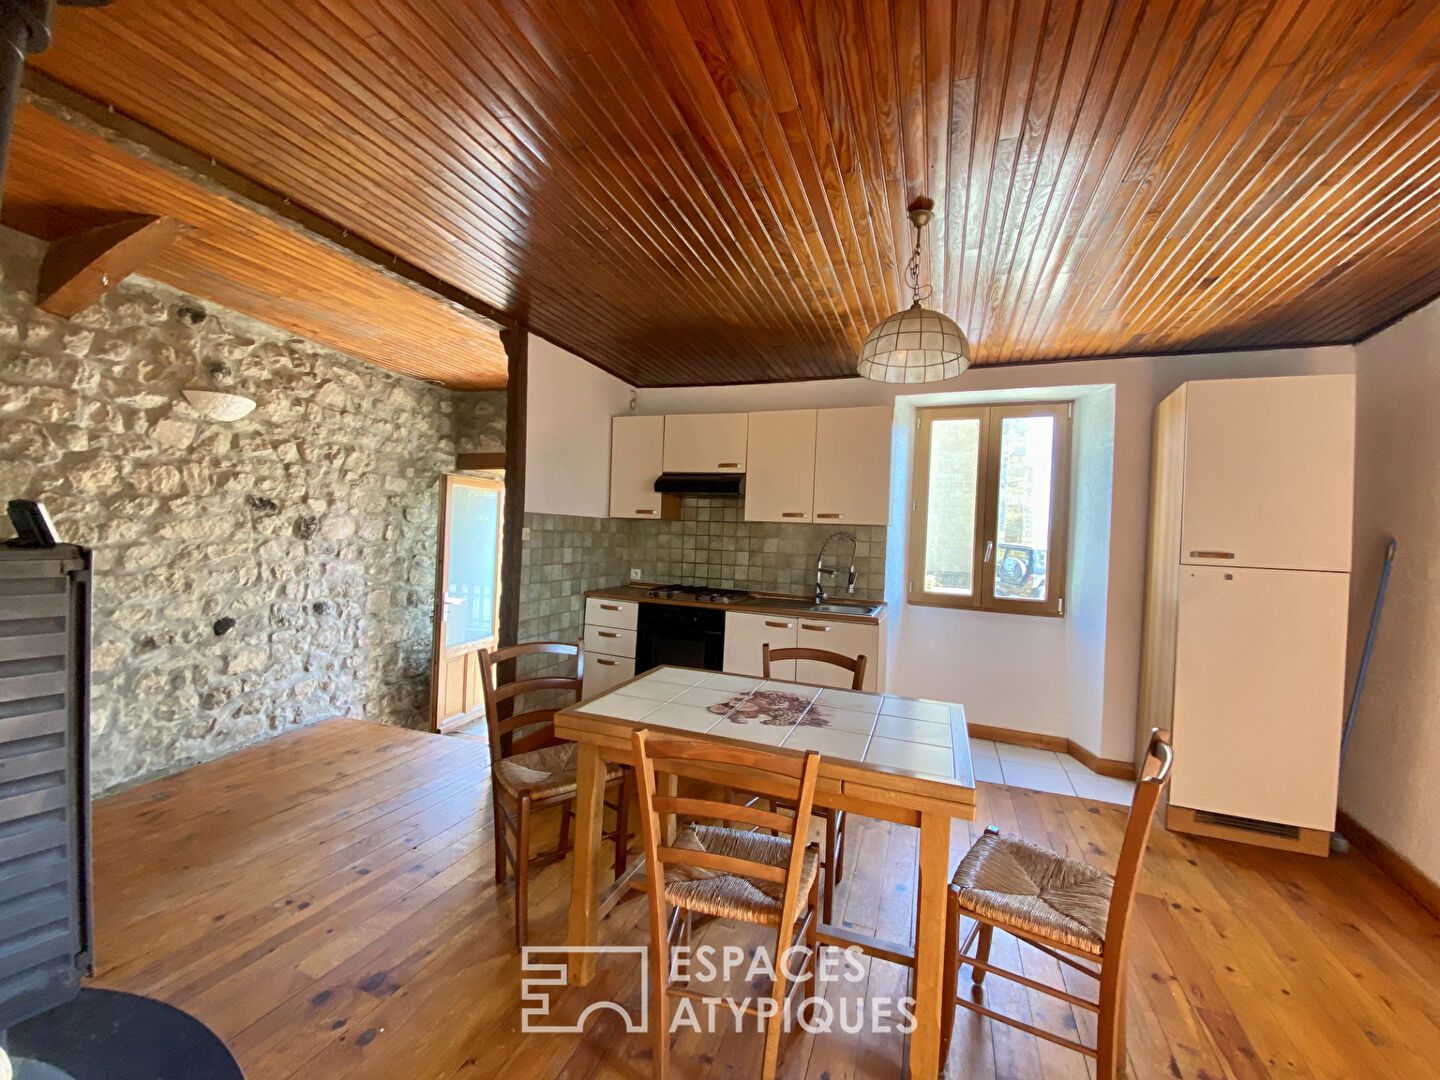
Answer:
[630,568,642,581]
[522,527,531,541]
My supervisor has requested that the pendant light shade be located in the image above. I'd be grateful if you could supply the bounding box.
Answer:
[857,197,970,383]
[856,301,970,383]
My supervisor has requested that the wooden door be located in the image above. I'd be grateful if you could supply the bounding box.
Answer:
[430,474,504,732]
[1170,564,1348,830]
[744,409,816,522]
[723,612,798,680]
[1180,375,1354,572]
[610,415,667,518]
[794,618,880,691]
[661,412,748,472]
[813,406,893,526]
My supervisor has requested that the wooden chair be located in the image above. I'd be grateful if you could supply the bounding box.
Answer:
[939,728,1174,1078]
[478,641,630,948]
[631,729,822,1080]
[757,642,868,923]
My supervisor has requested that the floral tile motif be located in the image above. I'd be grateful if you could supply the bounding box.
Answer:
[708,690,826,727]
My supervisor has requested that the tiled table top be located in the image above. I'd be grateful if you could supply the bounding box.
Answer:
[576,666,971,787]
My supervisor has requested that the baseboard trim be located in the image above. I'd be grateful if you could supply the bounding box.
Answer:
[1065,739,1138,782]
[1336,809,1440,921]
[966,723,1067,753]
[966,723,1136,781]
[1167,805,1331,857]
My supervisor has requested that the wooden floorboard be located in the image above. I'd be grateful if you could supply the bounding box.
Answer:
[86,718,1440,1080]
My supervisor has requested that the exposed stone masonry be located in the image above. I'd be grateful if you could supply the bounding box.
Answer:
[0,228,487,793]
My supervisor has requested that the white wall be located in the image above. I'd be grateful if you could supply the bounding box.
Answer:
[640,344,1354,762]
[525,337,633,517]
[1343,298,1440,886]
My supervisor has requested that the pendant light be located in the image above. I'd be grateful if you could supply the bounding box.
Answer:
[857,198,970,383]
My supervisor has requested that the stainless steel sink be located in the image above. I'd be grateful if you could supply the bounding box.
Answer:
[750,598,880,618]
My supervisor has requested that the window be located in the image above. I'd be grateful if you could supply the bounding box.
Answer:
[908,402,1071,616]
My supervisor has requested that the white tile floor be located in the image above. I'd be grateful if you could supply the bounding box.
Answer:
[968,738,1135,805]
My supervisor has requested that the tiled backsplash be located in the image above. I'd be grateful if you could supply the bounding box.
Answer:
[517,498,887,649]
[627,497,886,601]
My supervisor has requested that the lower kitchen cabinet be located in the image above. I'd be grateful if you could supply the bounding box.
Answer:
[795,617,882,692]
[582,598,638,698]
[724,610,885,691]
[723,611,800,680]
[583,654,635,697]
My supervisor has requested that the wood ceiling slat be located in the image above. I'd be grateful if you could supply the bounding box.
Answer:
[1137,12,1440,346]
[1082,0,1422,351]
[24,0,1440,386]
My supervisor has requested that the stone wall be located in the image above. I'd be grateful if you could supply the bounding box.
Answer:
[0,229,463,793]
[454,390,506,455]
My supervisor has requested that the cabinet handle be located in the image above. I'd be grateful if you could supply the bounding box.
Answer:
[764,620,792,629]
[636,508,657,515]
[598,630,619,638]
[816,513,843,519]
[1189,550,1235,560]
[600,603,622,611]
[782,512,806,518]
[718,462,741,469]
[596,658,618,667]
[800,623,829,632]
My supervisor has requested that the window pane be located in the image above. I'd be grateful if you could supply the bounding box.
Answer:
[923,417,981,595]
[444,485,501,647]
[992,415,1055,601]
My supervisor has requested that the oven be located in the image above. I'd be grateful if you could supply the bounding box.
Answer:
[634,601,726,673]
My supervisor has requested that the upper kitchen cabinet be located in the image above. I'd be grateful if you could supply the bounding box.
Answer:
[662,412,748,473]
[744,409,817,523]
[1179,375,1354,572]
[610,415,677,519]
[813,406,892,527]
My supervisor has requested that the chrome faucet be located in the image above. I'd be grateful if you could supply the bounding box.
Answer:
[815,532,858,604]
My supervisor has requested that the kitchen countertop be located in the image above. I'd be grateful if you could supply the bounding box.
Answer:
[585,584,887,623]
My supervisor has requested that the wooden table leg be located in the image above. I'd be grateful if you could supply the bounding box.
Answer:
[910,811,952,1079]
[566,740,607,985]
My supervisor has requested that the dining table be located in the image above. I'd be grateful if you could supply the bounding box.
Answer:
[555,665,977,1080]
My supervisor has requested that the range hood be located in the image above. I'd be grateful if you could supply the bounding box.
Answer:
[653,472,746,496]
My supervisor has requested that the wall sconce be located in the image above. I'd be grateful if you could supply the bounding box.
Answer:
[181,389,257,422]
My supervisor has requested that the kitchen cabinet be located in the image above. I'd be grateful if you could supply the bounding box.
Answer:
[610,416,676,520]
[812,406,892,526]
[795,617,883,692]
[582,598,639,698]
[744,409,817,523]
[662,412,748,473]
[1179,375,1353,572]
[723,611,799,681]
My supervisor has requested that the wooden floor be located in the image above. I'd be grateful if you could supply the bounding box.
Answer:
[90,718,1440,1080]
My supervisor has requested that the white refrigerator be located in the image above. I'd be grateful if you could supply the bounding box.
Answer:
[1141,374,1355,846]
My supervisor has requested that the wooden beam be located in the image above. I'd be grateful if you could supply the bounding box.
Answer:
[37,214,192,317]
[19,69,515,335]
[456,452,505,472]
[497,326,526,654]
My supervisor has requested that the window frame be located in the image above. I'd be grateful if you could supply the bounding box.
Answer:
[908,401,1073,617]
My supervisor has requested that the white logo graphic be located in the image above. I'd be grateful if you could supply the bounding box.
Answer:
[520,946,649,1034]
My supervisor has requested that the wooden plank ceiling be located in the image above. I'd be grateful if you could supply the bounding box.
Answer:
[25,0,1440,388]
[2,96,508,389]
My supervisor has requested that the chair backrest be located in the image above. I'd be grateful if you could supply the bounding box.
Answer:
[762,643,868,691]
[476,641,584,762]
[1101,728,1173,957]
[631,729,820,926]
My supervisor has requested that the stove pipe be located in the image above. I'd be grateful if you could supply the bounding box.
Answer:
[0,0,52,203]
